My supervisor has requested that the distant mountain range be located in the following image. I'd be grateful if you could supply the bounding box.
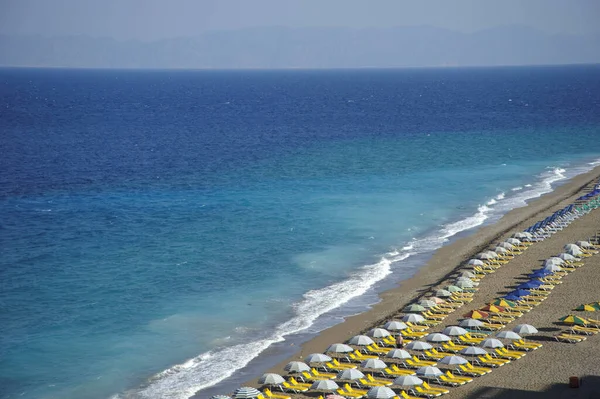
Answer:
[1,25,599,69]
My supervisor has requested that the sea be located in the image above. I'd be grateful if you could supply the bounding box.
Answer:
[1,65,600,399]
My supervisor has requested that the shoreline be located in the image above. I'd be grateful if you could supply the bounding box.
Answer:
[221,164,600,393]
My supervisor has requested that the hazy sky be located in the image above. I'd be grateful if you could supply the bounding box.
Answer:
[1,0,599,40]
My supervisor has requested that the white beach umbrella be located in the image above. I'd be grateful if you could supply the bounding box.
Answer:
[258,373,285,385]
[558,253,578,261]
[497,242,515,250]
[459,319,484,328]
[326,343,354,353]
[435,289,452,298]
[402,314,425,323]
[455,280,474,288]
[367,386,396,399]
[233,387,262,399]
[494,246,510,254]
[443,326,469,336]
[467,259,485,266]
[416,366,443,378]
[425,333,451,343]
[543,264,563,272]
[477,252,495,260]
[305,353,332,363]
[404,304,427,312]
[513,232,533,239]
[384,321,408,331]
[576,241,593,248]
[566,247,584,256]
[456,277,479,286]
[360,359,388,369]
[506,238,522,245]
[461,271,477,278]
[418,299,437,308]
[310,380,339,391]
[564,243,583,253]
[513,324,539,335]
[496,331,521,340]
[211,396,232,399]
[459,346,487,356]
[480,338,504,348]
[336,369,365,380]
[445,285,463,293]
[439,355,468,365]
[544,257,564,266]
[386,349,412,359]
[348,335,375,346]
[393,375,424,387]
[368,328,392,338]
[405,341,433,351]
[284,361,311,373]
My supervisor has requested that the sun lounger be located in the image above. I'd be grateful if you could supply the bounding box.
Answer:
[493,348,525,360]
[456,364,489,377]
[404,356,437,368]
[367,374,394,386]
[476,355,507,367]
[444,370,473,384]
[412,385,442,397]
[337,388,363,398]
[421,381,450,394]
[508,339,542,351]
[288,378,311,390]
[554,333,587,343]
[571,325,600,335]
[406,322,430,331]
[309,368,337,379]
[343,384,368,396]
[437,374,466,386]
[263,388,290,399]
[357,378,389,388]
[383,367,416,377]
[281,381,307,393]
[401,391,421,399]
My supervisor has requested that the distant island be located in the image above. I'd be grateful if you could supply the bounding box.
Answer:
[1,25,599,69]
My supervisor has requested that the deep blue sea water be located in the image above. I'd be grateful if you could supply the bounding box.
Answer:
[1,66,600,399]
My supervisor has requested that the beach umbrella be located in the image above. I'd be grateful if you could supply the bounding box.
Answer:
[477,252,496,260]
[386,349,412,359]
[480,338,504,348]
[367,328,392,338]
[576,241,593,248]
[491,299,517,308]
[494,247,510,254]
[425,333,451,343]
[384,321,408,331]
[513,324,538,334]
[258,373,285,385]
[366,386,396,399]
[575,304,598,312]
[360,359,388,370]
[508,289,531,298]
[445,285,463,293]
[480,305,505,313]
[506,238,522,245]
[559,315,588,326]
[405,341,433,351]
[233,387,262,399]
[310,380,339,391]
[393,375,424,388]
[463,310,489,319]
[461,271,477,278]
[284,361,311,373]
[455,280,474,288]
[564,244,583,255]
[589,302,600,310]
[418,299,437,308]
[336,369,365,380]
[305,353,332,363]
[404,304,426,312]
[497,242,515,250]
[348,335,375,346]
[416,366,443,378]
[459,347,487,356]
[326,343,353,353]
[543,264,562,273]
[443,326,468,336]
[325,395,346,399]
[544,258,564,267]
[518,280,544,289]
[496,331,521,340]
[456,276,477,283]
[435,289,452,298]
[529,269,552,278]
[210,396,232,399]
[467,259,485,266]
[402,314,425,323]
[503,294,524,302]
[439,355,468,365]
[512,232,531,239]
[459,319,484,328]
[558,253,578,261]
[426,297,446,304]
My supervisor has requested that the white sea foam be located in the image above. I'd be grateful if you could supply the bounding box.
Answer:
[496,192,506,200]
[115,256,397,399]
[511,186,523,191]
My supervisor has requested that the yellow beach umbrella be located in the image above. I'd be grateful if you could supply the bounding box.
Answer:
[574,304,597,312]
[559,315,589,326]
[463,310,489,319]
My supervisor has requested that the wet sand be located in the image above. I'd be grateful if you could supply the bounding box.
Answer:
[239,165,600,397]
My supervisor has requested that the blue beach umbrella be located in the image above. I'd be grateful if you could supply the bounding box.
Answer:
[508,289,531,298]
[503,294,523,301]
[529,270,552,278]
[517,280,543,290]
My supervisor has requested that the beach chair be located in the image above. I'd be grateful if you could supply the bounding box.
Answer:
[492,348,525,360]
[442,370,473,384]
[436,374,466,386]
[405,322,430,331]
[480,322,504,331]
[400,391,421,399]
[357,378,388,388]
[351,350,379,360]
[571,325,600,335]
[263,388,291,399]
[457,335,484,345]
[299,371,324,381]
[288,378,311,390]
[391,364,418,375]
[401,329,429,339]
[508,339,542,351]
[337,388,363,398]
[456,364,487,377]
[420,319,443,326]
[442,341,468,352]
[367,373,394,386]
[554,332,587,343]
[344,384,368,396]
[325,359,356,371]
[423,350,446,360]
[476,355,508,367]
[366,344,390,355]
[422,381,450,394]
[420,312,447,321]
[383,367,416,377]
[404,356,437,368]
[487,316,514,324]
[412,385,442,397]
[281,381,307,393]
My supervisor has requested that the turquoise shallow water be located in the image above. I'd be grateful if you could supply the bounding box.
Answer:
[1,66,600,399]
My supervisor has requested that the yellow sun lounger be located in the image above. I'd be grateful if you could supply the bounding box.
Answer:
[554,332,587,343]
[263,388,290,399]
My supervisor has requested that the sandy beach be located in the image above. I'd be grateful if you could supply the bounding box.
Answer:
[236,165,600,398]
